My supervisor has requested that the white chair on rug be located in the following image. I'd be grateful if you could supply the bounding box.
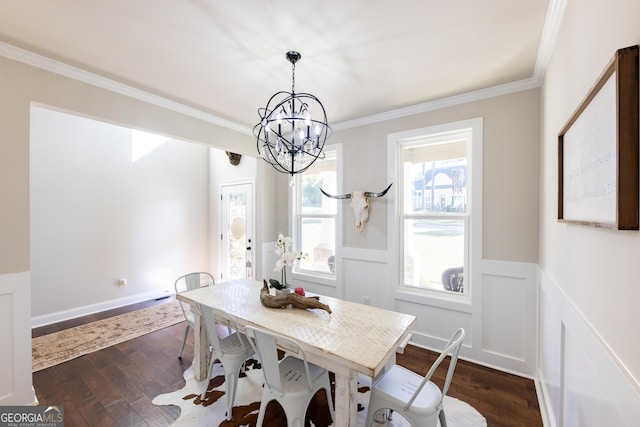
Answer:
[244,326,335,427]
[174,272,215,359]
[365,327,465,427]
[198,304,254,421]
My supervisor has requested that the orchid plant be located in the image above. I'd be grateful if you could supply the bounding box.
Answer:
[272,234,306,288]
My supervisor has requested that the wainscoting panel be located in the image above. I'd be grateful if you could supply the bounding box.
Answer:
[538,269,640,427]
[342,248,391,308]
[395,299,473,347]
[473,260,537,376]
[482,273,527,360]
[0,271,36,405]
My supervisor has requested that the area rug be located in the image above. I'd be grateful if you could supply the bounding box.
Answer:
[152,359,487,427]
[32,299,185,372]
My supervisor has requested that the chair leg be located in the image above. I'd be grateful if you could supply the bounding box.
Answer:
[201,355,217,400]
[178,324,190,359]
[225,370,241,421]
[439,409,447,427]
[255,391,271,427]
[324,383,335,422]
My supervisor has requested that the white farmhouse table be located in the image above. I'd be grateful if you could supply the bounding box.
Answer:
[176,278,416,426]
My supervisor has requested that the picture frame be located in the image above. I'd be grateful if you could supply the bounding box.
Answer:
[558,45,639,230]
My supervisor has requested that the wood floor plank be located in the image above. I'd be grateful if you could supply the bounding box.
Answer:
[104,398,148,427]
[60,399,90,427]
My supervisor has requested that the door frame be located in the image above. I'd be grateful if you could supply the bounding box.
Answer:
[219,180,255,282]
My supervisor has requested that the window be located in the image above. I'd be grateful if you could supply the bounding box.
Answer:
[292,146,340,280]
[390,119,482,296]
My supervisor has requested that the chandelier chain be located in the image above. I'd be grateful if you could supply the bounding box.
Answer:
[291,62,296,94]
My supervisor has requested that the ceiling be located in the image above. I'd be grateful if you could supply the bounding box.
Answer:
[0,0,556,131]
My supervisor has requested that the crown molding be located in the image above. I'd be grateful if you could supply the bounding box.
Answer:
[332,77,540,131]
[533,0,568,83]
[0,41,252,135]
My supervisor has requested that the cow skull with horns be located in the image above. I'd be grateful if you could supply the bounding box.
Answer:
[320,183,393,232]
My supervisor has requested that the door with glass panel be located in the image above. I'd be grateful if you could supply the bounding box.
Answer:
[221,183,254,281]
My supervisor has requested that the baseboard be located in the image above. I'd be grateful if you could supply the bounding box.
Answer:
[31,289,172,328]
[534,375,553,427]
[406,338,537,382]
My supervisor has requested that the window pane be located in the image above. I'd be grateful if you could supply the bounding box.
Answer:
[227,191,247,279]
[403,218,464,292]
[301,152,336,214]
[404,159,467,214]
[298,217,336,274]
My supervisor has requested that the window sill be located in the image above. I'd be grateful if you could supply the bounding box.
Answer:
[291,270,337,288]
[394,287,472,312]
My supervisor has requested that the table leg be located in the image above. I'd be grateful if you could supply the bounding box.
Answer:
[192,309,209,381]
[333,368,358,426]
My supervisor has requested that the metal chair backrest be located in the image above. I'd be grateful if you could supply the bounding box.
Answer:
[404,327,465,411]
[245,326,313,397]
[175,272,214,319]
[198,304,248,356]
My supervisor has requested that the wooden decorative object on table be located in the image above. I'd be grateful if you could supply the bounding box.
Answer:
[260,280,332,313]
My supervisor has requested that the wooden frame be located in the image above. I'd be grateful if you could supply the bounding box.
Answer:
[558,45,639,230]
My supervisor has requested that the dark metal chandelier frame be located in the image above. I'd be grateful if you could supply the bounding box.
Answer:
[254,51,331,175]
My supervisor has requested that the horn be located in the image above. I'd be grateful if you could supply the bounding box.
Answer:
[364,183,393,198]
[320,188,352,199]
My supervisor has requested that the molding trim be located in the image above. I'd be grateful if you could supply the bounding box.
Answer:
[533,377,553,427]
[333,78,539,130]
[408,334,537,382]
[31,289,171,329]
[0,41,251,135]
[341,247,389,263]
[533,0,568,83]
[0,0,564,134]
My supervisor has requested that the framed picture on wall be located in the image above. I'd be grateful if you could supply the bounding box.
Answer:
[558,45,639,230]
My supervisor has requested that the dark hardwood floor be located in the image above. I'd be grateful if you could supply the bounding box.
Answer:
[32,300,543,426]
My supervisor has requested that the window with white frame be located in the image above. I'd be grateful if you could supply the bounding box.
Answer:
[292,147,339,278]
[392,119,482,296]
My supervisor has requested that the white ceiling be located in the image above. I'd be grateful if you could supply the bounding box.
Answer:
[0,0,556,130]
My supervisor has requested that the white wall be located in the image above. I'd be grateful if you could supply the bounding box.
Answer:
[539,1,640,425]
[30,106,210,324]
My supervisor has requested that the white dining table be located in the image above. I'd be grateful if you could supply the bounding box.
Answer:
[176,278,416,426]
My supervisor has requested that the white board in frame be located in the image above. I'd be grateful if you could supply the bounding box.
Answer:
[558,45,639,230]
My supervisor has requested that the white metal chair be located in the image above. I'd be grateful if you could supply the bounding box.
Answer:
[365,328,465,427]
[174,272,215,359]
[198,304,255,421]
[244,326,335,427]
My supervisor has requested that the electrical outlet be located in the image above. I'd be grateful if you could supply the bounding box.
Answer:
[118,279,127,288]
